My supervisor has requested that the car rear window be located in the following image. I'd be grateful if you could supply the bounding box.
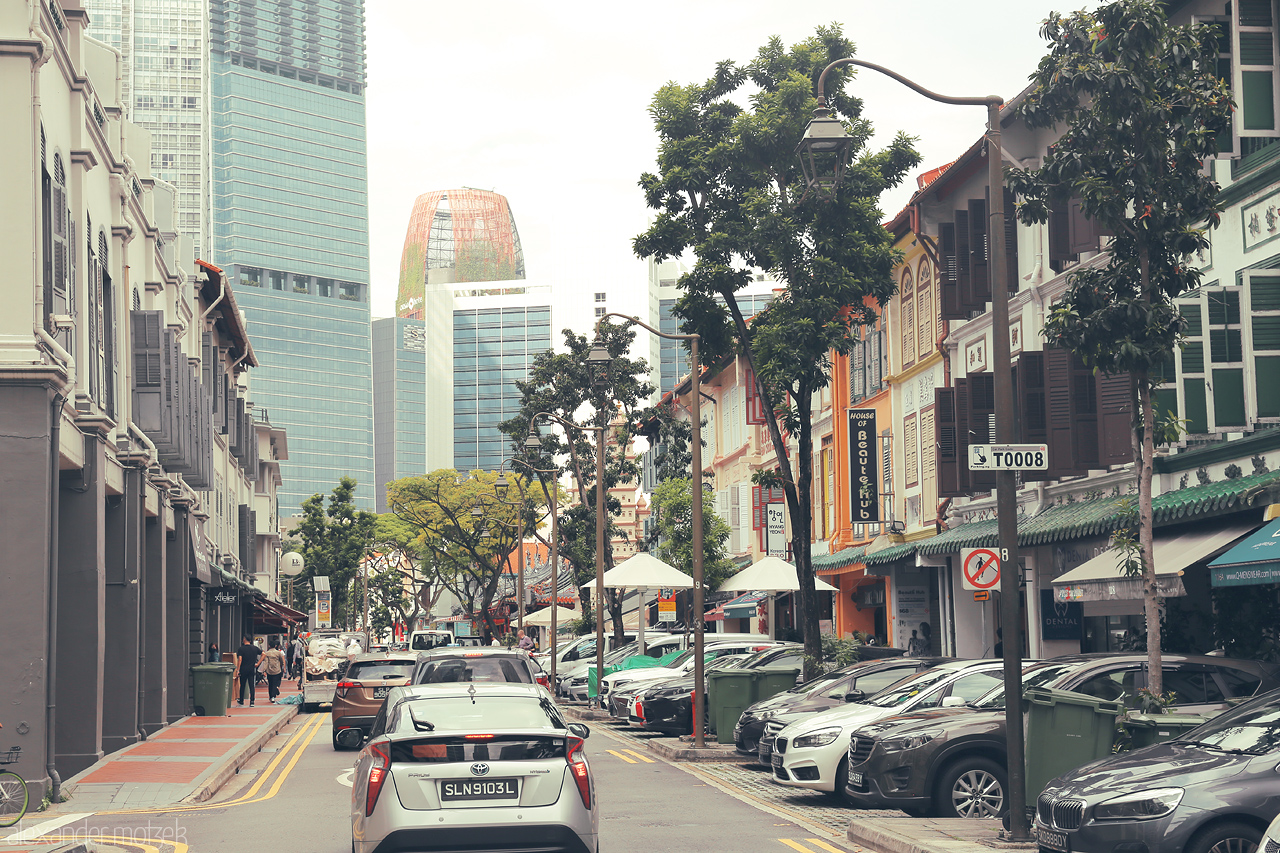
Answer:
[1216,666,1263,699]
[415,657,531,684]
[347,660,415,681]
[390,735,567,763]
[390,696,564,734]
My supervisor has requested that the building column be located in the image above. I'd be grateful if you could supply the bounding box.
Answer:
[56,434,107,777]
[103,467,144,753]
[0,384,56,802]
[141,509,167,736]
[188,583,205,717]
[168,508,191,723]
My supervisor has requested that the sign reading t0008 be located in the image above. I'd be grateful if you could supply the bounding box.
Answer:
[968,444,1048,471]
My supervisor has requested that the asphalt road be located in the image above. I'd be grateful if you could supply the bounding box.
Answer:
[15,711,856,853]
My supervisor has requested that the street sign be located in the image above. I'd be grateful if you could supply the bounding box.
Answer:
[316,590,332,627]
[968,444,1049,471]
[961,547,1001,591]
[973,590,991,601]
[766,504,786,559]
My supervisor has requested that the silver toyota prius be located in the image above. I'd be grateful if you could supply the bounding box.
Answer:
[350,682,598,853]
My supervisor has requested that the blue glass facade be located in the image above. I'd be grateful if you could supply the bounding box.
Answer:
[452,306,551,472]
[373,318,426,512]
[657,293,774,395]
[210,0,373,513]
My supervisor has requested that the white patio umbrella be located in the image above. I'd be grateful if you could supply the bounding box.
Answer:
[522,605,579,628]
[580,553,693,652]
[716,556,837,639]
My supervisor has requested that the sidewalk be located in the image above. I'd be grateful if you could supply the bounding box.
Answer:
[57,680,300,812]
[847,816,1036,853]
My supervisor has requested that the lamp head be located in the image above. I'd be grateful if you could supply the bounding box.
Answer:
[586,341,611,388]
[795,109,853,201]
[470,505,484,519]
[494,473,509,499]
[524,432,542,453]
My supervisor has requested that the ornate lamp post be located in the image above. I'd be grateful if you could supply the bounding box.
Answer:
[591,313,707,749]
[797,59,1026,838]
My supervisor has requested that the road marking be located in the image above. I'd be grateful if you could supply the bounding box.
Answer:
[337,768,354,788]
[621,749,654,764]
[605,750,637,764]
[806,838,850,853]
[35,834,187,853]
[2,812,95,843]
[778,840,820,853]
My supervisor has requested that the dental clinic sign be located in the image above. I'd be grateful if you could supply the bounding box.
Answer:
[849,410,878,522]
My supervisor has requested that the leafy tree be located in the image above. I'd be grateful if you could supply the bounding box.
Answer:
[387,469,543,641]
[367,513,439,632]
[500,325,654,641]
[1007,0,1230,693]
[648,477,736,593]
[294,476,377,628]
[633,25,919,674]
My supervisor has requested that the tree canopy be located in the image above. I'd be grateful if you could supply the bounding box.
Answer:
[293,476,376,628]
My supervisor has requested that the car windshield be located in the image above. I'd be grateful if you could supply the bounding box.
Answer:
[415,656,531,684]
[709,655,747,672]
[740,646,790,668]
[604,646,637,665]
[796,672,849,697]
[868,667,959,708]
[348,660,415,680]
[1173,696,1280,755]
[973,662,1084,710]
[391,695,564,734]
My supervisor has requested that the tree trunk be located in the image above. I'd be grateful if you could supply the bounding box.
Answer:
[1136,242,1163,696]
[793,382,821,679]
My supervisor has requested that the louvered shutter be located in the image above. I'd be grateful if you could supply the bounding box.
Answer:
[954,378,972,494]
[935,388,962,497]
[1017,351,1048,447]
[967,198,990,306]
[954,209,972,317]
[902,296,916,366]
[920,407,937,508]
[1048,198,1074,268]
[86,236,99,402]
[102,260,117,419]
[968,372,997,491]
[1234,0,1280,137]
[1096,370,1135,466]
[202,332,214,389]
[1001,188,1020,295]
[904,415,919,488]
[939,222,965,320]
[917,264,933,360]
[42,168,53,332]
[1072,354,1100,471]
[238,504,253,570]
[852,333,865,399]
[131,311,166,434]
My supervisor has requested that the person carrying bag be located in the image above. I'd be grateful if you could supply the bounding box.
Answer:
[258,637,288,703]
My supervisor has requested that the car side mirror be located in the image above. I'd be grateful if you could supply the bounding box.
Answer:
[843,690,866,703]
[568,722,591,739]
[941,696,967,708]
[335,728,365,749]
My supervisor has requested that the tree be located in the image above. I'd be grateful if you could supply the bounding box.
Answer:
[1007,0,1231,695]
[294,476,377,628]
[500,325,654,642]
[633,25,919,675]
[368,513,439,632]
[387,469,542,641]
[648,477,736,594]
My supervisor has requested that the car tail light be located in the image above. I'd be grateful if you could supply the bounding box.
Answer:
[365,742,391,816]
[336,681,355,699]
[536,673,550,689]
[634,698,644,720]
[464,734,495,741]
[566,736,591,809]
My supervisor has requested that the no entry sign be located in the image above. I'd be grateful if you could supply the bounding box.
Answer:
[961,548,1001,591]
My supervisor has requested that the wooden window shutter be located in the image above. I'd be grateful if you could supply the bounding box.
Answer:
[917,262,933,360]
[920,406,936,511]
[939,222,966,321]
[903,296,916,366]
[131,311,166,435]
[968,372,997,491]
[967,198,990,306]
[954,378,973,494]
[1096,371,1135,466]
[852,333,865,400]
[238,504,253,570]
[1071,353,1101,471]
[1048,197,1074,269]
[954,208,973,314]
[1017,351,1048,445]
[998,187,1019,295]
[102,259,117,419]
[1234,0,1280,136]
[1045,347,1077,478]
[42,166,53,332]
[935,387,961,497]
[745,368,765,424]
[904,414,919,488]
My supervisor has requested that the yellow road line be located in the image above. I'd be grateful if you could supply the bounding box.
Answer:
[806,838,849,853]
[35,834,187,853]
[605,750,637,764]
[621,749,654,764]
[779,840,818,853]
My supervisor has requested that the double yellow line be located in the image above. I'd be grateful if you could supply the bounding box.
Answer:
[604,748,655,764]
[778,839,848,853]
[30,835,188,853]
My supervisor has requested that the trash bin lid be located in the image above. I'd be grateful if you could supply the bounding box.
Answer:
[1024,686,1124,715]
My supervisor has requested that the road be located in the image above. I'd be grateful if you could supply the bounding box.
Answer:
[10,710,858,853]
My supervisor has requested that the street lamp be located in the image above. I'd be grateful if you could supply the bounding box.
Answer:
[798,59,1027,838]
[592,314,707,748]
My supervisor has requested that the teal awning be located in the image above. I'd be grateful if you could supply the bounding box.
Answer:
[724,592,768,619]
[1210,518,1280,586]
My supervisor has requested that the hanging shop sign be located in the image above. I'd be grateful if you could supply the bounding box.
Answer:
[211,588,238,606]
[849,410,878,522]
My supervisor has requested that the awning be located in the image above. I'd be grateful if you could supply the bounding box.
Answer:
[434,614,472,623]
[580,553,694,590]
[1052,522,1258,602]
[724,592,768,620]
[1210,518,1280,586]
[719,557,840,593]
[252,596,307,626]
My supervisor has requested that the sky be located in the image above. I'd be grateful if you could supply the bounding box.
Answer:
[364,0,1099,337]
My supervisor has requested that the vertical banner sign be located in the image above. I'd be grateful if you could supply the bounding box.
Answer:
[766,504,787,558]
[849,410,878,522]
[316,591,332,628]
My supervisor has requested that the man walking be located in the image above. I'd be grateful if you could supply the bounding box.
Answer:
[291,633,307,679]
[235,634,262,706]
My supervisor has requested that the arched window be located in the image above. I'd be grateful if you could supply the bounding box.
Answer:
[917,259,934,360]
[901,268,915,367]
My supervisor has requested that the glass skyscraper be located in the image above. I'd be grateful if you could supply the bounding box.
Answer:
[373,318,426,512]
[209,0,374,513]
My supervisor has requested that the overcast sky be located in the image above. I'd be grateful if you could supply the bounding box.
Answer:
[364,1,1098,336]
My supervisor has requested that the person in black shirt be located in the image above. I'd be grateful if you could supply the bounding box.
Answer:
[235,635,262,706]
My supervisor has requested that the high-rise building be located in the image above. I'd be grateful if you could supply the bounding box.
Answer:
[85,0,210,257]
[396,188,526,320]
[208,0,374,513]
[373,317,426,512]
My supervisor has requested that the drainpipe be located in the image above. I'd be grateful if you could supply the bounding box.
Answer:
[46,390,65,802]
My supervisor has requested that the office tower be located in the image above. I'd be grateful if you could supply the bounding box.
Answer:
[373,318,426,512]
[85,0,209,257]
[207,0,374,513]
[396,188,526,320]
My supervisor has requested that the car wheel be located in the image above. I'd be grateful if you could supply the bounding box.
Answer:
[830,756,851,803]
[1185,822,1262,853]
[935,758,1006,819]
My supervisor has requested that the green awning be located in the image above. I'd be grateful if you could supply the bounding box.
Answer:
[813,546,866,572]
[1210,518,1280,586]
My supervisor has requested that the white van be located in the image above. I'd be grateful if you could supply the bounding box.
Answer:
[408,630,454,653]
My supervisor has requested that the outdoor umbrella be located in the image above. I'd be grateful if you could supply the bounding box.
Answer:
[580,552,693,651]
[522,605,579,628]
[716,556,837,639]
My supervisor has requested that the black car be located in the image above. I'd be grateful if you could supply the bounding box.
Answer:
[1036,687,1280,853]
[733,656,952,754]
[844,654,1280,819]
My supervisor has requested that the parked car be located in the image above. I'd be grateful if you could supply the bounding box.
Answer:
[844,653,1280,819]
[350,683,597,853]
[1035,686,1280,853]
[733,656,953,754]
[411,648,550,692]
[614,653,754,724]
[770,659,1007,800]
[558,642,661,701]
[601,640,779,714]
[332,652,418,750]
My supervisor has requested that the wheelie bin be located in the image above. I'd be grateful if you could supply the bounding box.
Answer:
[755,667,802,702]
[1123,713,1208,749]
[192,662,235,716]
[1023,687,1124,803]
[708,670,760,744]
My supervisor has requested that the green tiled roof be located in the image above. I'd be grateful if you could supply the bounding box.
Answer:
[863,541,919,566]
[916,469,1280,557]
[813,546,866,572]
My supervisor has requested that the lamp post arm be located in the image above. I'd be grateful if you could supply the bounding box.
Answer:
[595,312,697,344]
[815,57,999,111]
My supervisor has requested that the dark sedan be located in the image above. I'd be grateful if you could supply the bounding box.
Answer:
[1036,688,1280,853]
[733,656,951,754]
[844,653,1280,819]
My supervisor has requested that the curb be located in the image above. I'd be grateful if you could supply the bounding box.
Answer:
[846,819,1037,853]
[646,738,759,763]
[183,704,299,803]
[561,707,614,723]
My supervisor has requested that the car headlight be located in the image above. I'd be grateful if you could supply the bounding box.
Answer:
[1094,788,1184,821]
[880,729,942,752]
[792,727,843,749]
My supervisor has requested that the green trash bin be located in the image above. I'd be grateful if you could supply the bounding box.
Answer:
[1124,713,1208,749]
[192,663,235,716]
[708,670,760,744]
[1023,687,1124,804]
[755,666,802,702]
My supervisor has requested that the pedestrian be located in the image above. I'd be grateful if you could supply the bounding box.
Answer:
[259,637,287,703]
[235,634,262,706]
[517,629,534,652]
[208,642,220,663]
[993,627,1004,658]
[489,633,500,647]
[291,633,307,678]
